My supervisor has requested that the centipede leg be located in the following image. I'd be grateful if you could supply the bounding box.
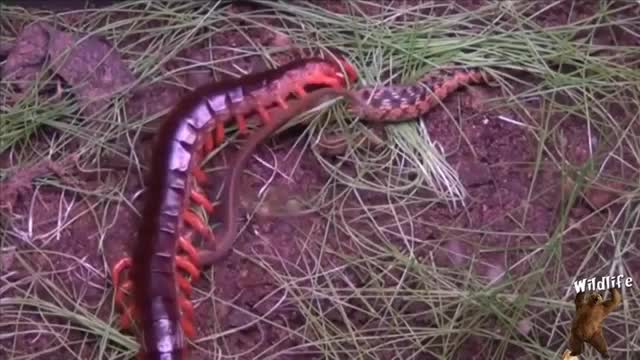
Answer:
[183,210,213,241]
[234,113,249,135]
[114,280,134,309]
[176,274,193,297]
[305,74,343,90]
[189,190,214,214]
[203,128,215,153]
[215,121,225,146]
[111,257,132,293]
[294,85,307,98]
[256,105,273,125]
[176,255,201,281]
[191,152,208,185]
[119,305,137,330]
[178,235,200,263]
[181,319,195,340]
[276,96,288,110]
[175,236,203,299]
[192,165,208,185]
[179,297,196,338]
[111,258,134,312]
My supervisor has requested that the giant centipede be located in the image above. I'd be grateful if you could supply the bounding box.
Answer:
[110,57,357,359]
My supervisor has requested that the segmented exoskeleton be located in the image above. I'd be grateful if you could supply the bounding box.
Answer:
[110,57,357,359]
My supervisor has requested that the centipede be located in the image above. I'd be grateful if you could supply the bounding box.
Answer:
[110,57,357,359]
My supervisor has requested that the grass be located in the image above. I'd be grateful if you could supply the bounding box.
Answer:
[1,0,640,359]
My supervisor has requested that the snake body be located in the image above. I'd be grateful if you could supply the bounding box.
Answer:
[314,66,494,154]
[346,66,492,121]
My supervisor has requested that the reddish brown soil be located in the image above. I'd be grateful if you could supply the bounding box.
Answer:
[1,1,638,360]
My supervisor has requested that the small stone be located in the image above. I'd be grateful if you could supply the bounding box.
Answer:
[457,161,492,187]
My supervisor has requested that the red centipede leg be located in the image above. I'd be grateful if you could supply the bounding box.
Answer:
[328,78,343,89]
[115,280,134,309]
[312,74,343,89]
[182,322,195,340]
[119,305,136,330]
[215,121,225,146]
[190,190,214,214]
[176,255,201,281]
[111,258,139,331]
[114,286,129,310]
[203,128,215,153]
[276,96,288,110]
[111,257,133,311]
[183,210,214,242]
[191,153,208,185]
[179,297,196,338]
[294,85,307,98]
[235,113,249,135]
[176,274,193,297]
[178,235,201,264]
[256,105,273,125]
[192,162,208,184]
[111,257,132,290]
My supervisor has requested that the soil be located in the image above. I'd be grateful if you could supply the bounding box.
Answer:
[1,1,638,359]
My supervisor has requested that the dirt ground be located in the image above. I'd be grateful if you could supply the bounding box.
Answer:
[1,1,639,359]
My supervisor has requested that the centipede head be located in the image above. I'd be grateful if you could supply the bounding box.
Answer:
[321,48,359,86]
[294,46,358,86]
[293,57,357,95]
[335,57,359,85]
